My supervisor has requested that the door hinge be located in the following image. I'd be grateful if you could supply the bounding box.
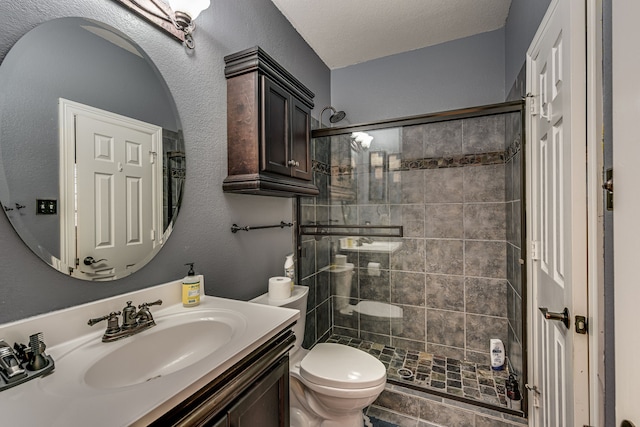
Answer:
[531,241,540,261]
[575,315,588,334]
[150,229,156,241]
[149,151,157,164]
[526,93,537,116]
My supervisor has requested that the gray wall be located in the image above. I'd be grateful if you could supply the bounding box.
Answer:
[330,29,506,124]
[504,0,553,93]
[330,0,553,125]
[0,0,330,323]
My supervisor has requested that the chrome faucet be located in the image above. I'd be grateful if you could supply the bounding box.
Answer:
[88,299,162,342]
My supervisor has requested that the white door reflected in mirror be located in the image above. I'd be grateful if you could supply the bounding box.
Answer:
[59,99,163,280]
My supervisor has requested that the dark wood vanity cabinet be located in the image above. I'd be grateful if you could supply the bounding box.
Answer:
[207,355,289,427]
[148,328,294,427]
[223,46,318,197]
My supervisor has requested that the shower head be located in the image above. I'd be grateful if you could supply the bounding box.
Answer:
[320,106,347,127]
[329,109,346,123]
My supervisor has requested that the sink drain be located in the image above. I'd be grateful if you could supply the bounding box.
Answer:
[397,368,414,379]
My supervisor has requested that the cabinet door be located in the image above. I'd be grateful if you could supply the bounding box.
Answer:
[262,76,291,177]
[290,97,312,180]
[227,356,289,427]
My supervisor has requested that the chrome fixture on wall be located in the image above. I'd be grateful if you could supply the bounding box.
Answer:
[110,0,210,49]
[320,106,346,127]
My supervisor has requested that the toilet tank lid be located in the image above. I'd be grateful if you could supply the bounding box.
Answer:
[250,285,308,307]
[320,263,354,273]
[300,343,386,389]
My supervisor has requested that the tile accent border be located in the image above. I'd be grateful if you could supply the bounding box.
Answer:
[313,151,509,177]
[395,152,505,171]
[505,137,522,163]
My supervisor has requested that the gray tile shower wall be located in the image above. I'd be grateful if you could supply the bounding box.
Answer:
[299,110,524,384]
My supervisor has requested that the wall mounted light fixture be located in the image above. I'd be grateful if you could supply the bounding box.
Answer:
[350,131,373,152]
[111,0,210,49]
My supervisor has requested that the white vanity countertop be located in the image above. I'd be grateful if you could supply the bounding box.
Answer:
[0,277,298,426]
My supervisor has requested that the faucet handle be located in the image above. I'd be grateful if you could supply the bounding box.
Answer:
[138,299,162,309]
[87,311,120,326]
[88,311,122,335]
[136,299,162,326]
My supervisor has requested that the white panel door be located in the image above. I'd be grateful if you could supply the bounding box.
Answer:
[612,2,640,425]
[60,100,162,280]
[526,0,589,426]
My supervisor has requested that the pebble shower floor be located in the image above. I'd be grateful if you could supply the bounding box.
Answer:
[326,334,514,410]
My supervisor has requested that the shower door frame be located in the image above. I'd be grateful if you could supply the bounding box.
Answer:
[302,100,528,416]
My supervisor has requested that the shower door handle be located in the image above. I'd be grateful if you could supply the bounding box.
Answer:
[539,307,570,329]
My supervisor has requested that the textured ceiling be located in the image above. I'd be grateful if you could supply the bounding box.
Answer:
[270,0,512,69]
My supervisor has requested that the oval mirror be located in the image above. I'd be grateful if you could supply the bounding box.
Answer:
[0,17,184,281]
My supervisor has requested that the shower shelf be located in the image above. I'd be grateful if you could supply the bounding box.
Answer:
[299,224,403,238]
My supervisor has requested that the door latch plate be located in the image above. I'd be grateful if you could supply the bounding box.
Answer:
[575,315,588,334]
[603,168,613,211]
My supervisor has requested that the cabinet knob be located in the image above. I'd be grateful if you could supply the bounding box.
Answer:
[287,160,300,167]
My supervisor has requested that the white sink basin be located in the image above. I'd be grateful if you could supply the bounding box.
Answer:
[339,240,403,253]
[42,308,247,394]
[84,310,246,389]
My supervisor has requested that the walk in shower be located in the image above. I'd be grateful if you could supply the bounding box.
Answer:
[296,101,525,415]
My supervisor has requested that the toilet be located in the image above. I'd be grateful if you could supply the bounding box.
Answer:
[252,286,386,427]
[328,259,404,333]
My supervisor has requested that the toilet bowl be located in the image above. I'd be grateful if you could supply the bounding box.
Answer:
[353,300,404,335]
[251,285,386,427]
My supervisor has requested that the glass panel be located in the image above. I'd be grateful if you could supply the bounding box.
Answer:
[300,107,524,413]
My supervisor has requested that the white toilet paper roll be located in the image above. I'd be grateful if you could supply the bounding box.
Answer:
[268,276,292,300]
[335,254,347,266]
[367,262,381,277]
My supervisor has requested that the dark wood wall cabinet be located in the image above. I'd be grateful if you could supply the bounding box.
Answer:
[223,46,318,197]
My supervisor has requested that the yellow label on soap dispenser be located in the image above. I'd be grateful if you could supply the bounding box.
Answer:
[182,282,200,307]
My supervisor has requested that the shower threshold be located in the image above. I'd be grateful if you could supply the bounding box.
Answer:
[326,334,524,417]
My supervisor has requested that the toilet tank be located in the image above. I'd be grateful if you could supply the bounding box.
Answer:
[251,285,309,352]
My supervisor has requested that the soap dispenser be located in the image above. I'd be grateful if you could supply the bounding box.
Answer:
[182,263,201,307]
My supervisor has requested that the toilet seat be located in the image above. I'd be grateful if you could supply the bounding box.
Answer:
[299,343,386,389]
